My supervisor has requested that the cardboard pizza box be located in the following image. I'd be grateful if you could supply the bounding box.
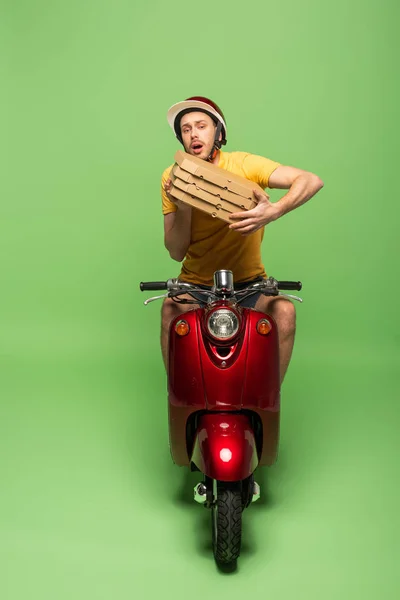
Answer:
[171,177,256,215]
[174,150,265,199]
[171,164,254,205]
[169,185,236,223]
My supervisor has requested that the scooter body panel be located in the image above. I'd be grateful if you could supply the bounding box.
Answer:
[190,413,258,481]
[168,305,281,468]
[168,310,207,465]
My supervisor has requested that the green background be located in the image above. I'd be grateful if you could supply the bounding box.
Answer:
[2,0,399,597]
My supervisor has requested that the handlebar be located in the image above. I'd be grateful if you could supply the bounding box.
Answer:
[140,279,302,292]
[139,277,303,306]
[140,281,168,291]
[277,281,302,291]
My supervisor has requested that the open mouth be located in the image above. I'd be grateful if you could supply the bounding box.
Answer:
[191,143,204,154]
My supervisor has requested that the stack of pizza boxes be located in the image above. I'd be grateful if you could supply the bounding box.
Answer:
[169,150,263,223]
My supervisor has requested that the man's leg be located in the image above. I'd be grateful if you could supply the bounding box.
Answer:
[161,296,200,371]
[254,295,297,385]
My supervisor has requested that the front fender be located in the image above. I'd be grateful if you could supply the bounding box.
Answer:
[190,413,258,481]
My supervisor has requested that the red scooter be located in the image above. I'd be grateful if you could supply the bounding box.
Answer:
[140,270,302,567]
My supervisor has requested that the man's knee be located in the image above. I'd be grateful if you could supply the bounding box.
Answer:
[270,299,296,337]
[161,297,189,332]
[161,298,177,331]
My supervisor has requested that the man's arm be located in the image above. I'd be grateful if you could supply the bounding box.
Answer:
[163,178,192,262]
[229,166,324,236]
[269,165,324,216]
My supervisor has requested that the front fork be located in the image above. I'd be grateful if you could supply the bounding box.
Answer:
[194,475,261,508]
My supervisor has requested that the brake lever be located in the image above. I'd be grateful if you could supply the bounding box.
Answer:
[144,288,215,306]
[278,292,303,303]
[144,292,169,306]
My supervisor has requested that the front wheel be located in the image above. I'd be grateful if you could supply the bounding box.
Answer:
[211,481,243,566]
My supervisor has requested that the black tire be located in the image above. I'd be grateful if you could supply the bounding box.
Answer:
[211,481,243,566]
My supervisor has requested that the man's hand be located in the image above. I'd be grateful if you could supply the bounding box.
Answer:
[164,178,190,211]
[164,177,192,262]
[164,178,174,200]
[229,188,281,236]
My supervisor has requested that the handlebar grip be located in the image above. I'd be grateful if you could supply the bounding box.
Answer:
[140,281,168,291]
[277,281,302,291]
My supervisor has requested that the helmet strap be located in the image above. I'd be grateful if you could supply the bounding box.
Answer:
[207,121,226,162]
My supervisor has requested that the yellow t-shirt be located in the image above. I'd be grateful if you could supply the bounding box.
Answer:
[161,151,281,286]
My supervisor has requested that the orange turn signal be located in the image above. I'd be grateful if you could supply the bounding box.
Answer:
[175,320,190,336]
[256,319,272,335]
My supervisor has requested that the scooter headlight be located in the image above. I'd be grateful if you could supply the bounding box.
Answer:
[207,309,239,340]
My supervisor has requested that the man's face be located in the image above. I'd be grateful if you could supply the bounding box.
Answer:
[179,111,218,160]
